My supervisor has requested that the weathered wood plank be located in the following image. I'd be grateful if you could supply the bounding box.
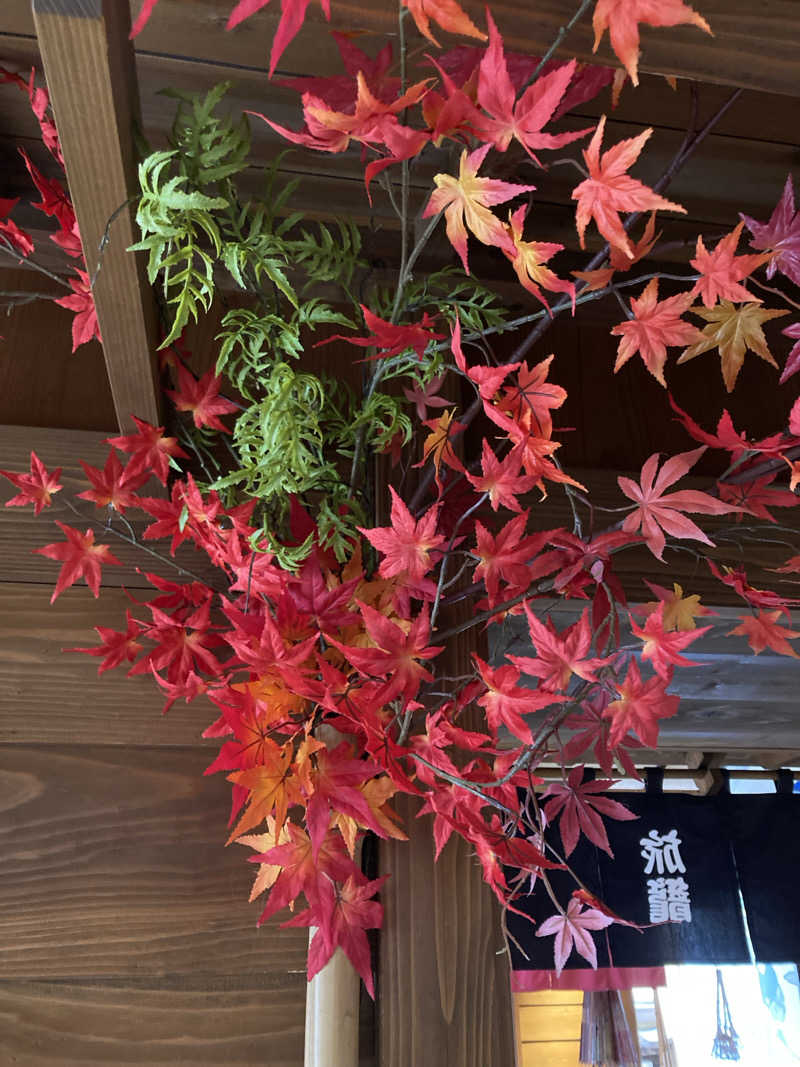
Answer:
[32,0,161,430]
[6,0,800,96]
[0,582,216,745]
[0,743,309,979]
[0,270,118,430]
[379,581,515,1065]
[0,976,305,1066]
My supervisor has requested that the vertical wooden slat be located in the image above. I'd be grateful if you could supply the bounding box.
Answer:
[378,615,516,1065]
[32,0,161,430]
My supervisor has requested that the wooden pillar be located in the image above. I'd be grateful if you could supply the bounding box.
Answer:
[32,0,161,430]
[378,612,516,1065]
[305,944,360,1067]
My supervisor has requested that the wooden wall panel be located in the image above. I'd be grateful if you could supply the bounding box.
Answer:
[0,744,307,980]
[0,977,306,1066]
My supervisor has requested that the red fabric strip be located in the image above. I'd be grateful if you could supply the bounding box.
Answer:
[511,966,666,992]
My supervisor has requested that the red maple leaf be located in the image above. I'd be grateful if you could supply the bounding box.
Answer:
[475,14,591,162]
[592,0,711,86]
[1,451,62,515]
[707,560,796,613]
[618,446,735,561]
[78,450,144,513]
[741,174,800,289]
[252,821,356,922]
[718,474,799,523]
[497,355,568,440]
[54,269,100,352]
[403,373,451,420]
[536,897,614,974]
[322,305,443,361]
[451,317,521,400]
[360,487,444,583]
[278,32,399,113]
[690,221,771,308]
[19,149,74,231]
[562,696,644,779]
[473,655,565,743]
[132,0,332,79]
[302,744,387,858]
[34,521,121,601]
[331,603,443,703]
[631,604,710,679]
[729,610,800,658]
[107,415,188,485]
[0,197,34,257]
[612,278,700,386]
[603,659,680,748]
[466,441,537,512]
[297,873,386,997]
[473,512,547,605]
[572,116,686,259]
[509,604,610,693]
[669,395,788,462]
[70,610,144,673]
[167,363,238,433]
[542,766,637,857]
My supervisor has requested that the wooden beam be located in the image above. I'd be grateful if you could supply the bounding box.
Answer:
[31,0,161,430]
[7,0,800,97]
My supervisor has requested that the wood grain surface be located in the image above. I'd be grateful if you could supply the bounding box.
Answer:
[0,977,305,1065]
[5,0,800,97]
[32,0,161,430]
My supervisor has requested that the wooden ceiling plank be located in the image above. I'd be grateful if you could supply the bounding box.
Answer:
[5,0,800,97]
[31,0,161,431]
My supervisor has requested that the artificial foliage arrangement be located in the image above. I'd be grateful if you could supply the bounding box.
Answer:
[3,0,800,998]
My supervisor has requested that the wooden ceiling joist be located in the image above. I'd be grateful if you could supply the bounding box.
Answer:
[31,0,160,431]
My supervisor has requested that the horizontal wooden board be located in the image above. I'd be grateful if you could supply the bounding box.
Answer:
[4,0,800,97]
[520,1040,581,1067]
[0,582,218,746]
[517,1003,583,1042]
[0,976,305,1066]
[0,743,310,979]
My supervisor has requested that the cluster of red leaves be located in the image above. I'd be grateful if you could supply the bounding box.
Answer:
[0,67,99,351]
[7,0,800,985]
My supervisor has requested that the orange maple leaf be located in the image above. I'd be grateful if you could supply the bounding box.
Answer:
[416,408,466,487]
[226,740,300,843]
[403,0,486,47]
[592,0,712,86]
[690,222,772,308]
[572,116,686,259]
[729,610,800,658]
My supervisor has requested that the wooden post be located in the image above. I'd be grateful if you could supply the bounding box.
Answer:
[378,609,516,1065]
[304,943,360,1067]
[32,0,161,430]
